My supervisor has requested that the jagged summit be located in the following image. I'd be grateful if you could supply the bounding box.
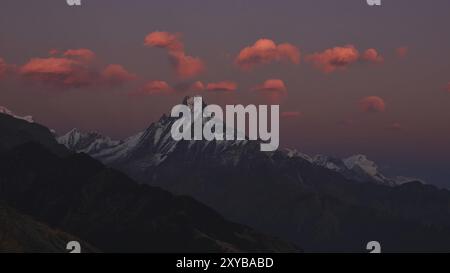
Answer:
[58,128,121,155]
[309,153,424,186]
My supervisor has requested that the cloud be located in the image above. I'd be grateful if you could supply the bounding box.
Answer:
[253,79,287,92]
[358,96,386,113]
[252,79,287,103]
[188,81,205,92]
[281,111,303,118]
[19,57,96,88]
[63,48,96,63]
[306,45,360,73]
[361,48,384,63]
[168,51,205,79]
[144,31,205,79]
[206,81,237,92]
[134,80,207,96]
[138,80,173,95]
[235,39,300,70]
[396,47,408,58]
[19,49,136,89]
[306,45,385,73]
[49,49,60,56]
[101,64,137,85]
[144,31,183,52]
[171,81,205,93]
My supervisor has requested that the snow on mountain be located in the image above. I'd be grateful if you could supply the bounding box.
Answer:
[307,153,424,186]
[0,106,34,123]
[285,148,313,162]
[57,128,121,155]
[56,96,423,187]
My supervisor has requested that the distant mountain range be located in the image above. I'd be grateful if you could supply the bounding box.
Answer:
[0,112,298,253]
[59,128,422,188]
[53,97,450,252]
[57,95,423,188]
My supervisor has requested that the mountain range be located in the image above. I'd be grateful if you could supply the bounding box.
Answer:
[0,111,298,253]
[54,97,450,252]
[3,98,450,252]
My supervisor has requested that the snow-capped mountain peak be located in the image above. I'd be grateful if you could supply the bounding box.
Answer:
[0,106,34,123]
[58,96,257,168]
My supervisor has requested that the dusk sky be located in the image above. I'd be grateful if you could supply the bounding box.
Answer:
[0,0,449,187]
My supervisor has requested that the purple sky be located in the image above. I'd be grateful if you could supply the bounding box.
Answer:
[0,0,449,187]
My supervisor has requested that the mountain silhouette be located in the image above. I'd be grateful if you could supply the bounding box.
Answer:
[0,113,298,253]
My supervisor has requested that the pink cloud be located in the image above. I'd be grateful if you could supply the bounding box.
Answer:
[358,96,386,113]
[144,31,205,79]
[19,49,136,89]
[19,57,95,88]
[63,49,96,63]
[101,64,137,85]
[235,39,300,70]
[361,48,384,64]
[172,81,205,93]
[188,81,205,92]
[281,111,303,118]
[168,51,205,79]
[306,45,360,73]
[49,49,60,56]
[206,81,237,92]
[144,31,183,52]
[396,47,409,58]
[252,79,287,103]
[139,80,173,95]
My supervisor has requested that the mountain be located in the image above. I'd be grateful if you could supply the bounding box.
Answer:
[0,106,34,123]
[58,128,121,155]
[310,154,423,186]
[0,112,298,253]
[57,96,450,252]
[0,204,98,253]
[58,105,419,188]
[56,96,422,191]
[0,113,68,156]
